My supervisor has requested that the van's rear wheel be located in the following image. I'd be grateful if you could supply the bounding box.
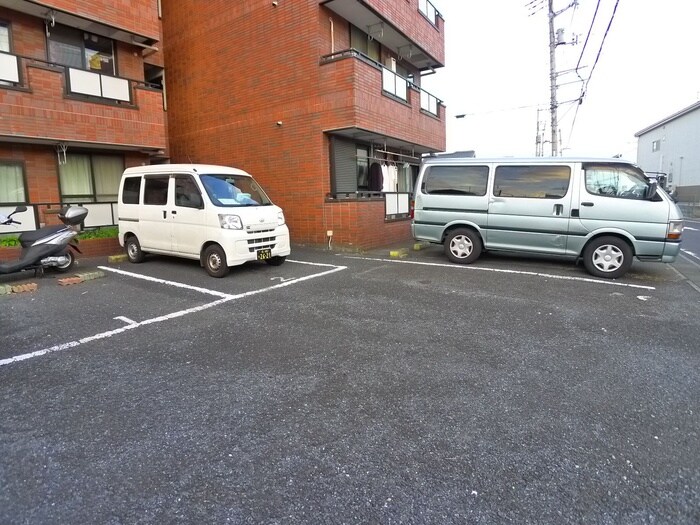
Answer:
[203,244,229,278]
[125,236,145,263]
[444,228,482,264]
[583,236,633,279]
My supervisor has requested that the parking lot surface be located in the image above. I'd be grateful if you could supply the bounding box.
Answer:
[1,244,699,524]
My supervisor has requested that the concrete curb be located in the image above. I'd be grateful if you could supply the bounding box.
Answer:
[389,248,409,259]
[108,254,128,263]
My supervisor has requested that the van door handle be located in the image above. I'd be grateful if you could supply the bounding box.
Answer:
[162,210,166,219]
[553,204,563,215]
[581,202,594,207]
[171,210,177,215]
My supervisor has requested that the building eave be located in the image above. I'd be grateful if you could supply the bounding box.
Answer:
[634,100,700,137]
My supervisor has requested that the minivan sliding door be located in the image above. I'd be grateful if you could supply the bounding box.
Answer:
[487,165,573,255]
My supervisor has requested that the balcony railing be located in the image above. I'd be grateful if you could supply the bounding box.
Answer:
[67,68,131,103]
[321,49,442,118]
[0,202,118,235]
[418,0,440,25]
[0,51,160,104]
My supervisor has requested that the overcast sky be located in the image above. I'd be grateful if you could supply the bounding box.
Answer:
[421,0,700,160]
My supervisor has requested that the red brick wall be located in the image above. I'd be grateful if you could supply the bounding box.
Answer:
[161,0,443,249]
[39,0,160,41]
[365,0,445,66]
[0,237,121,264]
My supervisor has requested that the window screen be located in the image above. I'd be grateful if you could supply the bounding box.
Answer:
[493,165,570,199]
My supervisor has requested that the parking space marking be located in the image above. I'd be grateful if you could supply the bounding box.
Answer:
[0,261,346,368]
[344,256,656,291]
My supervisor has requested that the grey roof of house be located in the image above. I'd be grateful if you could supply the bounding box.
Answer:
[634,100,700,137]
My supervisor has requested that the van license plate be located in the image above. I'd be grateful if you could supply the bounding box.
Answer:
[257,249,272,260]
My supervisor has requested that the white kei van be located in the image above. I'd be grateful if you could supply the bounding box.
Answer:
[412,156,684,279]
[118,164,290,277]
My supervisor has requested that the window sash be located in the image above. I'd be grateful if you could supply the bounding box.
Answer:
[0,163,26,204]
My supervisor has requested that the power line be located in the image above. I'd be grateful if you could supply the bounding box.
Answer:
[575,0,601,74]
[566,0,620,148]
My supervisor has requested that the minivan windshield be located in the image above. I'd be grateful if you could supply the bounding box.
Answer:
[200,174,272,207]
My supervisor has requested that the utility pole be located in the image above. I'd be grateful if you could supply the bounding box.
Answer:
[547,0,577,157]
[548,0,558,156]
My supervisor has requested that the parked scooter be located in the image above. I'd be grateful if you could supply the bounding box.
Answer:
[0,205,88,276]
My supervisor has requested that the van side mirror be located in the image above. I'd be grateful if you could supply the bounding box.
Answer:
[645,180,658,200]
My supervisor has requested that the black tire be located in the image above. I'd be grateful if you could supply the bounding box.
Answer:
[444,228,482,264]
[583,236,633,279]
[54,250,75,273]
[203,244,229,278]
[125,236,145,263]
[265,256,286,266]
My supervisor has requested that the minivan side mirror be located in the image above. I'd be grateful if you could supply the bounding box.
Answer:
[645,180,658,200]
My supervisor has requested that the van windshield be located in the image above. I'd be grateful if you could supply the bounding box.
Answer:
[200,174,272,207]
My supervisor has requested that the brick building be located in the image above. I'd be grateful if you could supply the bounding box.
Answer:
[2,0,445,251]
[0,0,167,231]
[161,0,446,249]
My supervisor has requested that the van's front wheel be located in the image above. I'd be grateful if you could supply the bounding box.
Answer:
[203,244,230,278]
[445,228,482,264]
[583,236,633,279]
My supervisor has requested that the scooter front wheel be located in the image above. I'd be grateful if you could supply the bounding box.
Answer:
[54,250,75,273]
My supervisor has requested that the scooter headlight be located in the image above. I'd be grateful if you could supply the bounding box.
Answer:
[219,214,242,230]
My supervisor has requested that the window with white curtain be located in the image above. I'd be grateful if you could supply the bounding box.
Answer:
[0,23,9,52]
[59,153,124,202]
[0,162,26,204]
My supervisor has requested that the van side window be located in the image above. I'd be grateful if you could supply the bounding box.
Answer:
[175,176,203,208]
[584,165,648,200]
[121,177,141,204]
[424,165,489,196]
[143,176,169,205]
[493,165,570,198]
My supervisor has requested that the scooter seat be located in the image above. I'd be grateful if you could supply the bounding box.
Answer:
[19,225,66,247]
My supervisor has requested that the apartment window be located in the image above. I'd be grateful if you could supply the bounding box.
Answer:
[493,165,570,198]
[350,25,380,62]
[48,24,115,75]
[424,165,489,196]
[0,23,9,52]
[59,154,124,202]
[0,162,26,204]
[652,140,660,152]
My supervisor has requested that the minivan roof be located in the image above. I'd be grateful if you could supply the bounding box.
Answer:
[122,164,252,176]
[421,156,638,166]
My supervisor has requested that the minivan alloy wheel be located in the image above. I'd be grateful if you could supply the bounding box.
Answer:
[444,228,482,264]
[582,235,633,279]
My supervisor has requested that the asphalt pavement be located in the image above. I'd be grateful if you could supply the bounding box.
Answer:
[1,243,698,524]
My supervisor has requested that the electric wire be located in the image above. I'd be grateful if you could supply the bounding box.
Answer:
[566,0,620,148]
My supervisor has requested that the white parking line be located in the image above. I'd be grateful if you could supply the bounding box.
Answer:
[0,262,346,368]
[344,256,656,291]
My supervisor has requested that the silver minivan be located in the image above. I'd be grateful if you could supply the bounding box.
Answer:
[411,156,683,279]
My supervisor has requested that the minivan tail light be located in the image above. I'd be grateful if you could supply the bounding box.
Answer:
[667,220,683,240]
[409,198,415,219]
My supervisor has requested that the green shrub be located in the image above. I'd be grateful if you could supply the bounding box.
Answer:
[0,235,20,247]
[77,226,119,240]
